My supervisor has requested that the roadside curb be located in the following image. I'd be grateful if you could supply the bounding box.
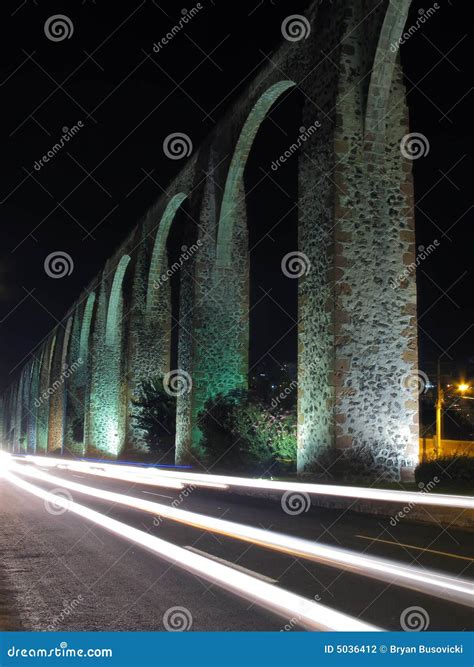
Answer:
[221,486,474,532]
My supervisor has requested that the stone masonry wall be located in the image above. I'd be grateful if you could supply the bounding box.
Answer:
[0,1,419,481]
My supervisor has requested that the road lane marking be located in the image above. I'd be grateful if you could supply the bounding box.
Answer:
[185,546,278,583]
[355,535,474,562]
[3,469,380,632]
[6,459,473,609]
[142,491,173,500]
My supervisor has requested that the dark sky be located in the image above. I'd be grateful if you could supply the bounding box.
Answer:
[0,0,472,392]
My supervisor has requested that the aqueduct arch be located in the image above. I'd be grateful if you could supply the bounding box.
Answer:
[80,292,96,361]
[36,336,56,454]
[216,80,296,268]
[1,0,420,480]
[106,256,131,347]
[146,192,188,316]
[127,193,189,451]
[47,317,73,453]
[306,0,420,476]
[27,355,41,452]
[177,80,299,463]
[365,0,413,138]
[89,256,131,456]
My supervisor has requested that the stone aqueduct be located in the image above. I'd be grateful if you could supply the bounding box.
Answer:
[0,0,420,479]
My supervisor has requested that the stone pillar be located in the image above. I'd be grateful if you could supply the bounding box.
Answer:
[176,164,249,464]
[0,395,5,451]
[28,356,41,453]
[329,0,419,480]
[297,104,337,473]
[89,258,130,457]
[295,1,344,474]
[14,375,24,453]
[7,385,17,452]
[64,305,86,455]
[19,364,31,454]
[36,337,56,454]
[47,319,73,453]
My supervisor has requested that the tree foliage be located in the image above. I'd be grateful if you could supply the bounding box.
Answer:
[198,388,296,471]
[131,376,176,457]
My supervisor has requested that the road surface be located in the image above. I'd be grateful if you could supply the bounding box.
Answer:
[0,459,472,632]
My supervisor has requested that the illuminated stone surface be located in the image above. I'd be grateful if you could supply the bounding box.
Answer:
[89,256,131,455]
[0,0,419,479]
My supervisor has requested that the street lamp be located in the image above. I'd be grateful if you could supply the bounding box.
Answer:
[434,378,473,456]
[457,383,473,400]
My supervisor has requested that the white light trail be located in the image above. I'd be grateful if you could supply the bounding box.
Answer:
[148,471,474,510]
[21,455,228,490]
[9,460,474,608]
[18,454,473,509]
[3,469,380,632]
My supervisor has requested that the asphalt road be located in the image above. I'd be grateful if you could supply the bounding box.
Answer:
[0,462,472,632]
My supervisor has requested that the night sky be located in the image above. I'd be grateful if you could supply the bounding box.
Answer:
[0,0,472,393]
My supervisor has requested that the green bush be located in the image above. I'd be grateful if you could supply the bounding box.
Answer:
[415,454,474,487]
[131,376,176,458]
[198,389,296,470]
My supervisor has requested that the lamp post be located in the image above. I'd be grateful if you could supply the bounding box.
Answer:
[435,357,443,456]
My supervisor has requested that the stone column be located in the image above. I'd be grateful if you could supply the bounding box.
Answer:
[89,258,131,457]
[330,1,419,480]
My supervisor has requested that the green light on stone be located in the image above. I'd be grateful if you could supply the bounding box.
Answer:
[146,192,187,316]
[106,255,131,347]
[216,80,296,268]
[89,255,131,458]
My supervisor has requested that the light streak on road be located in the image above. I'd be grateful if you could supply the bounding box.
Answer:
[146,470,474,510]
[23,456,185,490]
[3,468,380,632]
[22,455,228,490]
[15,453,473,509]
[8,459,474,608]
